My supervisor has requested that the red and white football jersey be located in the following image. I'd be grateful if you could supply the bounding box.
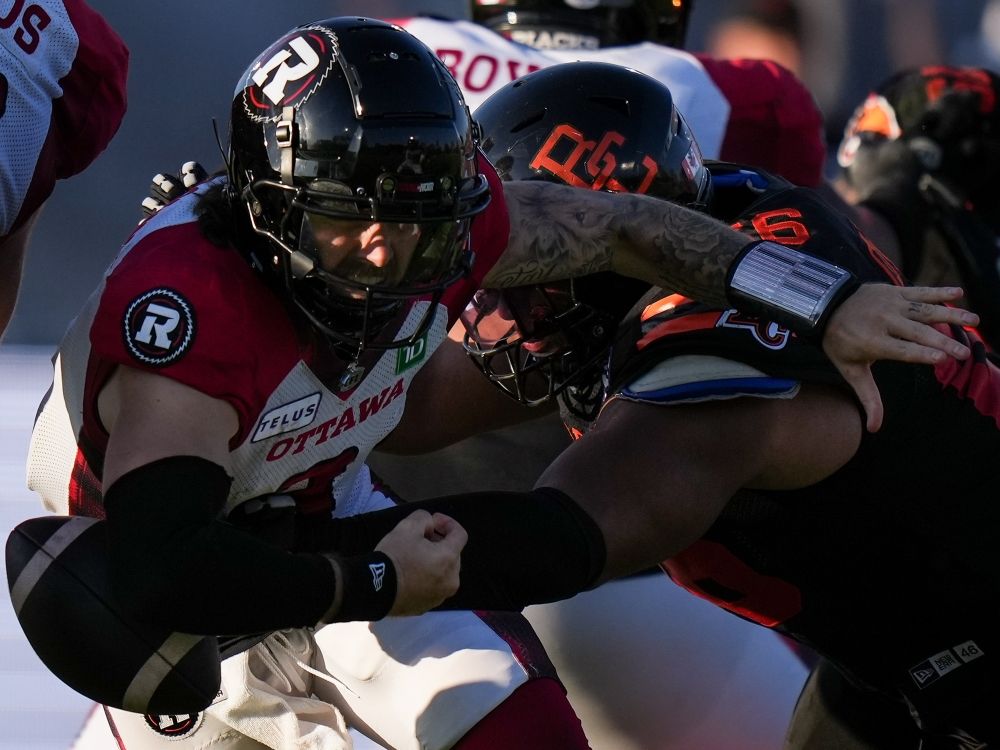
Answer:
[0,0,128,237]
[27,156,509,523]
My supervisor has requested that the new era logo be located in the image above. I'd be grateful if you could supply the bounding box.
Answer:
[910,665,938,687]
[909,644,976,690]
[369,562,386,592]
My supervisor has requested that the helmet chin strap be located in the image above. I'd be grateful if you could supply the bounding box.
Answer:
[276,105,297,187]
[247,104,368,370]
[275,105,318,281]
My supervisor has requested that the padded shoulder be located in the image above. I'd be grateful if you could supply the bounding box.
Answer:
[615,354,799,405]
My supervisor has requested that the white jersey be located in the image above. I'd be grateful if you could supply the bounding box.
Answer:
[392,17,828,188]
[0,0,127,236]
[393,17,729,159]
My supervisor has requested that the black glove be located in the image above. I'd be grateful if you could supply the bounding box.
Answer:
[140,161,209,218]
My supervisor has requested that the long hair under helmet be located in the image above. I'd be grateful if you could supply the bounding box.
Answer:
[461,61,711,418]
[228,17,491,358]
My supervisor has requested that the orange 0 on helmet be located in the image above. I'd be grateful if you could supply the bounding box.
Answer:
[463,61,708,418]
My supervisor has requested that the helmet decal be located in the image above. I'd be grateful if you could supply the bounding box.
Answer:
[529,123,660,193]
[123,288,196,367]
[837,94,901,168]
[472,0,692,49]
[228,17,491,356]
[241,26,340,124]
[920,65,997,113]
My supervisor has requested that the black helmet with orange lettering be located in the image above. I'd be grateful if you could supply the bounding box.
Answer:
[837,66,1000,348]
[461,61,709,417]
[839,66,1000,228]
[477,61,710,203]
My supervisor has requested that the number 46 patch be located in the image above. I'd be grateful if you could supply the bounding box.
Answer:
[908,640,984,690]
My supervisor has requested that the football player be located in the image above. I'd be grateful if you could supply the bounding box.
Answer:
[375,4,878,745]
[0,0,127,336]
[837,65,1000,353]
[323,61,1000,749]
[36,18,973,750]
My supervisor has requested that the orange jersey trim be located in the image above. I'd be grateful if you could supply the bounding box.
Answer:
[637,311,720,351]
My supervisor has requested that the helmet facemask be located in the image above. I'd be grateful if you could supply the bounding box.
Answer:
[229,18,491,359]
[461,280,618,408]
[242,167,486,356]
[465,61,710,415]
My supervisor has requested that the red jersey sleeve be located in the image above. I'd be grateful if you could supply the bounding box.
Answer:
[89,222,301,439]
[57,0,129,178]
[1,0,128,235]
[440,150,511,325]
[696,55,825,188]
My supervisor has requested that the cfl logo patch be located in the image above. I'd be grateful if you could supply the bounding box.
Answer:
[124,288,195,366]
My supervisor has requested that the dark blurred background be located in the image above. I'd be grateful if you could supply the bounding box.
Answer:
[6,0,991,343]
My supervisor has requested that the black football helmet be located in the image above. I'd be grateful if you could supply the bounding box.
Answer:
[838,65,1000,231]
[472,0,692,50]
[837,66,1000,350]
[228,17,490,356]
[462,61,710,416]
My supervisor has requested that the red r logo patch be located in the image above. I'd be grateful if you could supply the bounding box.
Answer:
[123,288,196,366]
[143,712,204,738]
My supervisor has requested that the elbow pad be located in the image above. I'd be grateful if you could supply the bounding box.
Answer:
[310,486,607,611]
[103,456,337,634]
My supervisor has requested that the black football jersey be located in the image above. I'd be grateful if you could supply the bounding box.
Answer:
[563,163,1000,703]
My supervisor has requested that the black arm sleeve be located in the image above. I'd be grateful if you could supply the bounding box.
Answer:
[104,455,336,635]
[297,486,607,611]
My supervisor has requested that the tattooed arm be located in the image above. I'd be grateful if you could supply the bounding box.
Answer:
[485,180,979,432]
[482,181,740,307]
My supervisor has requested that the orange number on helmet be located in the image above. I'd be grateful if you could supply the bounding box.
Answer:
[922,65,997,113]
[529,123,658,193]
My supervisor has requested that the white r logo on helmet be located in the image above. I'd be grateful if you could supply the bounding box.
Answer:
[254,37,321,105]
[242,26,339,123]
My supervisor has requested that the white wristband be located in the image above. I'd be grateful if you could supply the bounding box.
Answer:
[726,241,859,337]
